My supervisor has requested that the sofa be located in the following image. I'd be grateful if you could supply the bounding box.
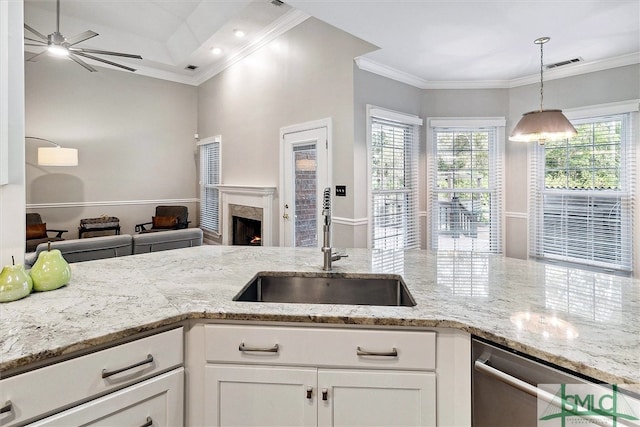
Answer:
[25,228,204,268]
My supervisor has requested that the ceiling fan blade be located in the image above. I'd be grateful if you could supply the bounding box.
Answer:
[74,51,137,72]
[26,50,48,63]
[24,24,48,42]
[70,47,142,60]
[66,30,99,46]
[68,52,97,72]
[25,37,47,45]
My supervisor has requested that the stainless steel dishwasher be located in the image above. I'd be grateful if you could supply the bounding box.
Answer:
[472,337,639,427]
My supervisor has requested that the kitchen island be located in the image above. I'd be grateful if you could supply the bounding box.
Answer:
[1,245,639,390]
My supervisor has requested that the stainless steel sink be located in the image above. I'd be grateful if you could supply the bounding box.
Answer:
[233,272,416,307]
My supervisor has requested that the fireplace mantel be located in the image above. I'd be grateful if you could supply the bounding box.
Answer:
[216,185,276,246]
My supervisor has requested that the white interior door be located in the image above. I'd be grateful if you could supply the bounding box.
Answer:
[281,124,330,247]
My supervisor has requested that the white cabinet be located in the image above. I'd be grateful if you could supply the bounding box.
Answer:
[205,365,317,426]
[317,369,436,427]
[194,324,438,427]
[27,369,183,427]
[0,327,184,426]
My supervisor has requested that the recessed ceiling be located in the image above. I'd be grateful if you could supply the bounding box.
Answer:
[23,0,640,88]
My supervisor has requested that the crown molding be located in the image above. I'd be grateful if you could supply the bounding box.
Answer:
[355,56,429,88]
[356,52,640,90]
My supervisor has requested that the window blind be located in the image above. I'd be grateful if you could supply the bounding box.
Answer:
[369,114,420,250]
[428,125,504,253]
[530,113,636,272]
[199,140,221,233]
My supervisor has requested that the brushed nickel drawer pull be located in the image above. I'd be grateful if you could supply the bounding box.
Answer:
[356,346,398,357]
[140,416,153,427]
[238,342,279,353]
[306,386,313,399]
[322,388,328,401]
[0,401,12,414]
[102,354,154,379]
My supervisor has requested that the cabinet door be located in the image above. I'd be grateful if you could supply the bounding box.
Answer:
[317,369,436,427]
[27,368,183,427]
[205,365,317,427]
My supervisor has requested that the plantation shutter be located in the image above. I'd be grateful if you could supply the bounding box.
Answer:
[369,107,421,250]
[427,118,505,253]
[530,108,637,273]
[199,138,221,233]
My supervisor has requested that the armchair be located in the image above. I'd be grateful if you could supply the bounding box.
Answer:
[135,205,190,233]
[26,213,68,252]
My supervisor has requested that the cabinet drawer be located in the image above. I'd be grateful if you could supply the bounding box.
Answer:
[27,368,184,427]
[205,324,435,370]
[0,327,183,426]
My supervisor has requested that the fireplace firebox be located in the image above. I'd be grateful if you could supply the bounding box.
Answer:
[232,216,262,246]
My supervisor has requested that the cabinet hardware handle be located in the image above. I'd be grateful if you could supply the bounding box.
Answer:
[0,401,12,414]
[238,342,279,353]
[474,358,595,417]
[322,388,328,401]
[306,386,313,399]
[140,416,153,427]
[356,346,398,357]
[101,354,154,379]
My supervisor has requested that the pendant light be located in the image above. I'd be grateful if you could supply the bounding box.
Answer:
[509,37,577,145]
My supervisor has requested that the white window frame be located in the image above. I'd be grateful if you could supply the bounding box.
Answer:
[529,100,639,273]
[198,135,221,235]
[427,117,506,253]
[366,105,422,250]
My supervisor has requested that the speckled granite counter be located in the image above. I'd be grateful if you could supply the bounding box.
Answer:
[1,246,639,389]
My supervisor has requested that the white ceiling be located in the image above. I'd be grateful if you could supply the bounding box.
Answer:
[23,0,640,88]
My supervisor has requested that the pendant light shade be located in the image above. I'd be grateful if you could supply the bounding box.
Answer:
[509,109,577,143]
[509,37,577,145]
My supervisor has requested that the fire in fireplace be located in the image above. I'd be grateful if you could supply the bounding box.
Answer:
[232,216,262,246]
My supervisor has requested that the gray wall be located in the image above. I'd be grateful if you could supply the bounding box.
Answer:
[24,55,198,237]
[197,17,375,247]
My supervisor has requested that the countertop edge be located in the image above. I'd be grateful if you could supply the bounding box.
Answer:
[2,310,634,388]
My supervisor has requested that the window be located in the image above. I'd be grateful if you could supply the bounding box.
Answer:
[428,118,505,253]
[530,108,636,273]
[199,136,221,234]
[368,106,422,250]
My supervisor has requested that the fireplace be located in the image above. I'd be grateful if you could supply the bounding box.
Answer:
[228,203,263,246]
[217,185,276,246]
[233,216,262,246]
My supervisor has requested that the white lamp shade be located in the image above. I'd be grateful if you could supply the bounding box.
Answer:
[509,109,578,144]
[38,146,78,166]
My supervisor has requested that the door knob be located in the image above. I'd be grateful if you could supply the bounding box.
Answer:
[283,213,289,220]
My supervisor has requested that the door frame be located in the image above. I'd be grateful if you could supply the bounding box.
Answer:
[279,118,332,247]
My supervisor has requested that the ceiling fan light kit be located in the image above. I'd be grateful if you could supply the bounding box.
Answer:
[24,0,142,72]
[509,37,577,145]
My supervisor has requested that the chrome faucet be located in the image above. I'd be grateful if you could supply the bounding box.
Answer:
[321,187,347,271]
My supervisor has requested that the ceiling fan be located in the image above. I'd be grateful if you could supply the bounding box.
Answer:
[24,0,142,72]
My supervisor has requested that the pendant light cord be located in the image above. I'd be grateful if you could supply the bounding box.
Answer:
[539,40,544,112]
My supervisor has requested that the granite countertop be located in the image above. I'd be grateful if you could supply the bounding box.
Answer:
[1,246,639,390]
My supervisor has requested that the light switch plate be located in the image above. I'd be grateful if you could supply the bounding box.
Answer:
[335,185,346,197]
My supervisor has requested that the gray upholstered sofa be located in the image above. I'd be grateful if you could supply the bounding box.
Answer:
[25,228,203,267]
[132,228,204,254]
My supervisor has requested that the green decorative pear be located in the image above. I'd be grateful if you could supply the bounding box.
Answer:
[30,243,71,292]
[0,256,33,302]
